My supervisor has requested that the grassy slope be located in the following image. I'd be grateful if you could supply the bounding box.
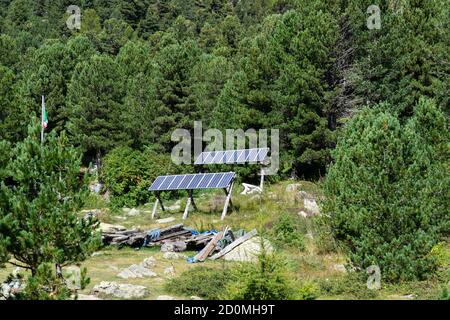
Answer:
[1,180,448,300]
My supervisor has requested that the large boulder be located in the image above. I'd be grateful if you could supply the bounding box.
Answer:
[223,237,274,262]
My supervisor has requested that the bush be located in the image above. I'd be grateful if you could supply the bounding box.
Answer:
[165,266,231,300]
[271,213,305,250]
[323,98,450,282]
[223,249,295,300]
[101,146,186,207]
[296,281,320,300]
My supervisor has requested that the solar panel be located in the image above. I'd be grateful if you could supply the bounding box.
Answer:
[194,148,269,165]
[149,172,236,191]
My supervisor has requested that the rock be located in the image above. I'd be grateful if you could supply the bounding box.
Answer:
[122,208,131,213]
[78,294,102,300]
[117,264,157,279]
[92,282,148,299]
[304,198,320,216]
[164,266,175,276]
[81,209,102,220]
[298,211,309,218]
[157,295,175,300]
[163,252,187,260]
[127,208,140,216]
[99,223,126,233]
[89,182,103,194]
[286,183,301,193]
[166,200,181,211]
[223,237,274,262]
[91,251,105,257]
[12,267,22,277]
[190,296,202,300]
[141,257,156,268]
[156,217,176,224]
[117,268,136,279]
[161,241,187,252]
[332,264,347,273]
[1,277,25,299]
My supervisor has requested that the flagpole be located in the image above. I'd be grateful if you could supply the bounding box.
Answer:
[41,95,44,144]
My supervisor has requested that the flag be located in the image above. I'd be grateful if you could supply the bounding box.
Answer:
[42,96,48,129]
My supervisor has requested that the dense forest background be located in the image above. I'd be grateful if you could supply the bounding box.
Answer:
[0,0,448,178]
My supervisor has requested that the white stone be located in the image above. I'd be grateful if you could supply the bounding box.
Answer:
[127,208,140,216]
[223,237,274,262]
[156,217,176,224]
[190,296,202,300]
[164,266,175,276]
[285,183,301,193]
[157,295,175,300]
[141,257,156,268]
[78,294,102,300]
[99,223,125,233]
[163,252,186,260]
[332,264,347,273]
[92,282,148,299]
[117,264,157,279]
[304,198,320,216]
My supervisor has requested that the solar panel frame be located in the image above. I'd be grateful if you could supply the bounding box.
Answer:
[149,172,235,191]
[194,148,269,165]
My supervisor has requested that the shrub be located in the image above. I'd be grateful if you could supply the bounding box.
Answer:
[271,213,305,250]
[101,146,186,207]
[223,249,295,300]
[323,98,450,282]
[165,266,231,300]
[296,281,320,300]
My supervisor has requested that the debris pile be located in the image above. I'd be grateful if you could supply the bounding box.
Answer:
[102,224,216,250]
[102,223,270,263]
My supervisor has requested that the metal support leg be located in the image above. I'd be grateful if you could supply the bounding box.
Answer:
[151,198,159,219]
[183,197,191,220]
[221,182,234,221]
[260,168,265,192]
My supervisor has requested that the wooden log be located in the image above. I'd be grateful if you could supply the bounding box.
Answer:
[193,231,224,262]
[210,229,258,260]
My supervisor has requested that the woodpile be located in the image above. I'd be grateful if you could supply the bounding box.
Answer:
[102,223,262,263]
[102,224,214,249]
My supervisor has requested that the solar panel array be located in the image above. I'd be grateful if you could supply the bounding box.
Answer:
[194,148,269,165]
[149,172,235,191]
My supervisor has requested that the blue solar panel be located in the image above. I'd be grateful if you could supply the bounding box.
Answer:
[194,148,269,165]
[149,172,235,191]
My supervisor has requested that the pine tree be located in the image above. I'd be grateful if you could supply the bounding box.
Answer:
[0,119,100,297]
[323,97,449,281]
[67,54,127,166]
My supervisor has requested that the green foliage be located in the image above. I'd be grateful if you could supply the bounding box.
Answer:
[0,119,101,276]
[440,269,450,300]
[323,98,450,282]
[296,281,320,300]
[271,213,305,250]
[101,146,184,207]
[317,273,378,299]
[165,266,232,300]
[223,249,295,300]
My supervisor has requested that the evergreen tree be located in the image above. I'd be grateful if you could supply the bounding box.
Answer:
[323,97,449,281]
[67,54,126,165]
[0,119,100,296]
